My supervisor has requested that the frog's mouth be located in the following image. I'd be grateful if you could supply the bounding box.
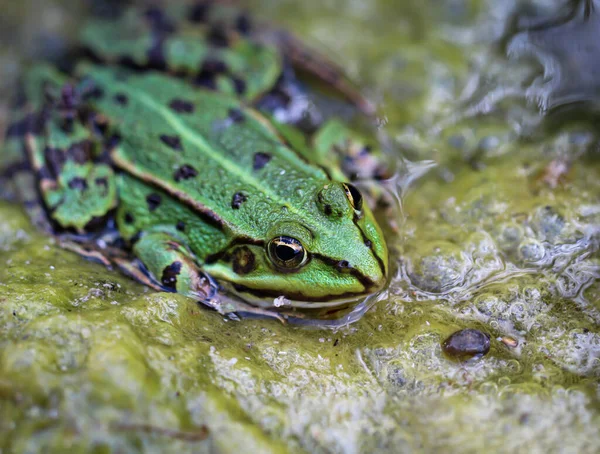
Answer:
[220,280,378,310]
[217,281,388,325]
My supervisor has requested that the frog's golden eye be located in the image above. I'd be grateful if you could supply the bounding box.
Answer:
[343,183,363,212]
[267,236,308,271]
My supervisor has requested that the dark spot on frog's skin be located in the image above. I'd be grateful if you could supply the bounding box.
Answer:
[323,204,332,216]
[82,84,105,101]
[235,13,252,35]
[68,177,88,191]
[161,261,182,291]
[95,177,109,196]
[143,8,175,70]
[232,247,256,275]
[124,212,135,224]
[207,24,230,48]
[253,152,272,170]
[60,84,78,110]
[146,193,162,211]
[147,38,168,70]
[160,134,183,151]
[60,118,75,134]
[364,239,372,249]
[231,192,248,209]
[194,72,217,90]
[176,221,186,232]
[194,59,228,90]
[442,329,491,360]
[84,214,111,232]
[169,99,195,114]
[67,140,94,164]
[113,93,129,106]
[90,113,109,135]
[232,77,247,95]
[201,59,228,74]
[174,164,198,182]
[228,108,245,123]
[106,134,121,150]
[188,2,211,23]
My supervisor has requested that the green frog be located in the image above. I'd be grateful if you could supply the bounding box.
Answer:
[1,2,390,322]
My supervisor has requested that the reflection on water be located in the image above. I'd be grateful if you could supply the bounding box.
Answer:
[507,0,600,113]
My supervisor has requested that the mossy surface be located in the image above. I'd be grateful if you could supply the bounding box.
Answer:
[1,0,599,453]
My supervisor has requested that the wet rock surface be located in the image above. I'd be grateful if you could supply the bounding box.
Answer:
[0,0,599,452]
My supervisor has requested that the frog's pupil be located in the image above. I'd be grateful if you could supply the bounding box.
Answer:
[268,236,306,270]
[276,243,298,262]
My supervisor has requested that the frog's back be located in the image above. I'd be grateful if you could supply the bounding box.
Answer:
[0,2,362,254]
[80,65,332,242]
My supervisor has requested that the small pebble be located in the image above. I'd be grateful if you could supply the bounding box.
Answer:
[499,336,519,348]
[442,328,491,360]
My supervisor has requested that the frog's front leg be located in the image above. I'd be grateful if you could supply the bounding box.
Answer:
[118,230,287,323]
[124,230,217,302]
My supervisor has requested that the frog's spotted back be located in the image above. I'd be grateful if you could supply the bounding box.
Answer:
[81,4,281,102]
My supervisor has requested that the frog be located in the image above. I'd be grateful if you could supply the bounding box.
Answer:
[0,1,391,323]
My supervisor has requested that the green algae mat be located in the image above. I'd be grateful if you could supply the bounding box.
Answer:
[1,0,599,452]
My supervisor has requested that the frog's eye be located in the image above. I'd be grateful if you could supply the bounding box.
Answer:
[267,236,308,271]
[343,183,363,212]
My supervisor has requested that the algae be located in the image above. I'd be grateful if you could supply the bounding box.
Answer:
[0,0,599,453]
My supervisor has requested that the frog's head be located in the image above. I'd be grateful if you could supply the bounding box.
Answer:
[206,182,388,309]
